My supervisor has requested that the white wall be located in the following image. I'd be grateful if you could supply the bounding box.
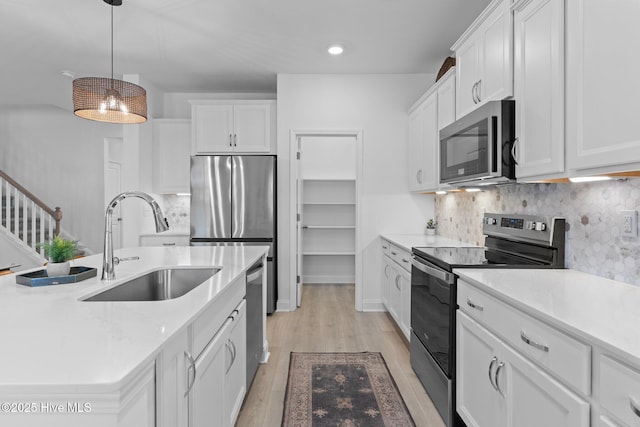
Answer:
[0,105,120,252]
[277,74,437,311]
[162,92,276,119]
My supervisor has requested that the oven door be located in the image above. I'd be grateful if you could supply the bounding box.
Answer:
[410,255,456,377]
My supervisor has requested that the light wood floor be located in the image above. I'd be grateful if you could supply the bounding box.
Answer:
[236,283,445,427]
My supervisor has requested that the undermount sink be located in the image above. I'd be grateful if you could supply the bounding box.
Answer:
[83,267,220,302]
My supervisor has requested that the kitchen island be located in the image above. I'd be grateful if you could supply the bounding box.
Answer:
[0,245,268,426]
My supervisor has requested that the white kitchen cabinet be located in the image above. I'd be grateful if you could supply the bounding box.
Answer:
[598,355,640,427]
[457,312,590,427]
[408,69,456,192]
[452,0,512,119]
[381,239,411,341]
[191,101,275,154]
[157,329,190,427]
[513,0,565,179]
[225,299,247,426]
[565,0,640,174]
[153,119,191,194]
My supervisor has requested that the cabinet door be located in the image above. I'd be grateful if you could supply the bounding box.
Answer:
[566,0,640,172]
[225,300,247,427]
[408,106,424,191]
[381,255,392,310]
[478,0,513,106]
[437,72,456,130]
[156,329,189,427]
[191,318,232,427]
[456,37,480,119]
[420,94,439,191]
[154,119,192,193]
[233,104,271,152]
[514,0,565,179]
[457,312,506,427]
[399,267,411,340]
[502,339,590,427]
[193,104,234,153]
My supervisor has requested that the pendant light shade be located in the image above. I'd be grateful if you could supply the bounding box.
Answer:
[73,77,147,124]
[72,0,147,124]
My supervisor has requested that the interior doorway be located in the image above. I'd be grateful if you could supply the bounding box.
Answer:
[104,138,123,250]
[291,131,363,310]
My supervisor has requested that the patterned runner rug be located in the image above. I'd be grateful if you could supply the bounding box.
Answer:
[282,352,416,427]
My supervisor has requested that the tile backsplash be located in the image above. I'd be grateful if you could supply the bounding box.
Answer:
[434,179,640,286]
[160,195,190,232]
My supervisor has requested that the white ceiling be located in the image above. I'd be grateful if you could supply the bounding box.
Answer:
[1,0,491,110]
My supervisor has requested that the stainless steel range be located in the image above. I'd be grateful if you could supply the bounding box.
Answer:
[410,213,566,427]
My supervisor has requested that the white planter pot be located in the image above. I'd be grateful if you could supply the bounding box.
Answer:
[47,261,70,277]
[425,229,436,236]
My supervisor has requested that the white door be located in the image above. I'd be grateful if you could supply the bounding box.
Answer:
[295,136,304,307]
[105,161,123,250]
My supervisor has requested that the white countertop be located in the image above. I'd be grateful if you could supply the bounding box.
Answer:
[455,268,640,367]
[0,245,267,394]
[381,234,478,252]
[139,229,190,237]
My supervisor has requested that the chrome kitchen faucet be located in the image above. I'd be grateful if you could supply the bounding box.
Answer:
[101,191,169,280]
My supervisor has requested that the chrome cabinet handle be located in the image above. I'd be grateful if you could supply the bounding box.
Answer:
[233,134,237,147]
[229,133,233,147]
[162,242,176,246]
[488,356,498,391]
[184,350,196,397]
[630,398,640,418]
[228,309,240,321]
[395,275,401,291]
[472,81,479,104]
[476,79,482,103]
[384,264,390,278]
[402,258,410,264]
[467,298,484,312]
[511,137,519,165]
[391,251,397,256]
[416,169,423,184]
[520,331,549,352]
[225,342,233,374]
[495,362,505,396]
[382,245,388,250]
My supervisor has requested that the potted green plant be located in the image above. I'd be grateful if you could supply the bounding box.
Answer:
[39,236,78,277]
[425,219,437,236]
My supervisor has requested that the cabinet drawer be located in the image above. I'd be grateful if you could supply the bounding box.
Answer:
[599,355,640,427]
[458,280,591,395]
[381,239,391,257]
[192,276,245,358]
[139,234,189,247]
[389,244,411,272]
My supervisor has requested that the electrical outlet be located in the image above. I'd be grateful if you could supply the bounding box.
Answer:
[622,210,638,237]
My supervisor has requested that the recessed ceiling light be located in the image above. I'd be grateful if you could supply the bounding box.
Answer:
[61,70,76,79]
[328,45,344,55]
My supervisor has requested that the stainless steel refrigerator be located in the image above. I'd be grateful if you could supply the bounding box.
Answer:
[190,155,277,313]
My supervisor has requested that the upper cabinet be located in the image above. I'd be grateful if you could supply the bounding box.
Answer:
[452,0,513,119]
[565,0,640,174]
[153,119,191,194]
[513,0,565,179]
[191,101,276,154]
[408,69,456,192]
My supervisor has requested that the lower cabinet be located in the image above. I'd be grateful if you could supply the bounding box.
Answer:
[157,279,248,427]
[457,311,590,427]
[381,239,411,341]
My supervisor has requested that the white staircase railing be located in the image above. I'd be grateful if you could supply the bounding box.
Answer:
[0,170,62,257]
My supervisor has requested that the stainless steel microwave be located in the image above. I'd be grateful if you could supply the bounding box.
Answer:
[439,100,515,185]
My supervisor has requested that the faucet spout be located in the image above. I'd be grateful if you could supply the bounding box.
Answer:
[102,191,169,281]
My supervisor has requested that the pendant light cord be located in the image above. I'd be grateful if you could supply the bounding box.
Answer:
[110,4,114,81]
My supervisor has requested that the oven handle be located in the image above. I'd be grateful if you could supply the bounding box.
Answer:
[411,256,455,284]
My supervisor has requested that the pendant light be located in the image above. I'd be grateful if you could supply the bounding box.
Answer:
[72,0,147,124]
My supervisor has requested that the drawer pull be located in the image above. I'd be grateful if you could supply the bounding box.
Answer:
[488,356,498,391]
[382,245,388,250]
[467,298,484,312]
[630,398,640,418]
[495,362,505,396]
[391,251,397,256]
[520,331,549,353]
[402,258,410,263]
[162,242,176,246]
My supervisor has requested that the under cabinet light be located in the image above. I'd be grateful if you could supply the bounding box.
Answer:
[435,191,447,195]
[568,176,612,183]
[465,188,481,192]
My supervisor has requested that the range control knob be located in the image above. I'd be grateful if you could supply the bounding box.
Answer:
[485,217,497,225]
[535,222,547,231]
[525,221,535,230]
